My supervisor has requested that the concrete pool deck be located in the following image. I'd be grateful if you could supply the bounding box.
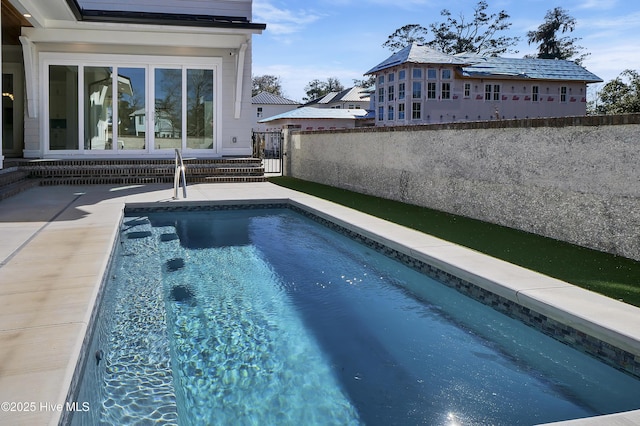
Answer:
[0,182,639,425]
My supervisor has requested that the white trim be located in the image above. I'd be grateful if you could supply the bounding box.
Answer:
[19,36,38,118]
[234,42,247,119]
[23,26,253,49]
[40,52,222,157]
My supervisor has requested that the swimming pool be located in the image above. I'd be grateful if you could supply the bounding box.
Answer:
[69,206,640,425]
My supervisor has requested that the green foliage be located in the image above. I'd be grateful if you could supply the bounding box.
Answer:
[252,74,284,97]
[594,69,640,114]
[383,1,519,56]
[427,0,519,56]
[352,75,376,89]
[383,24,429,52]
[526,7,589,65]
[303,77,344,102]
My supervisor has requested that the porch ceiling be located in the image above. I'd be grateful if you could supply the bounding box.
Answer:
[2,0,32,44]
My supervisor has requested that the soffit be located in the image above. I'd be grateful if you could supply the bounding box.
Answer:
[2,0,32,44]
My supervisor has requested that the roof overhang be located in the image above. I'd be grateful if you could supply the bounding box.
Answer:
[63,0,266,30]
[7,0,265,31]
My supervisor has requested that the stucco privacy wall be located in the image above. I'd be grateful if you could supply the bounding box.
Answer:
[286,114,640,261]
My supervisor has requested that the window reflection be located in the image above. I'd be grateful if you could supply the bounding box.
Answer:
[117,68,146,150]
[49,65,79,150]
[187,69,213,150]
[154,68,182,150]
[84,66,113,150]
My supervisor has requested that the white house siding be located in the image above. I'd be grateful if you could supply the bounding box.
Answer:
[221,41,255,155]
[373,66,589,126]
[254,104,299,132]
[19,18,260,158]
[268,118,358,131]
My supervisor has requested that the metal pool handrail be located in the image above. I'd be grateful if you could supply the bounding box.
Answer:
[173,148,187,199]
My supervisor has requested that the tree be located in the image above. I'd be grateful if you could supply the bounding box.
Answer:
[352,75,376,89]
[429,1,518,56]
[303,77,344,101]
[527,7,589,65]
[593,70,640,114]
[383,24,429,52]
[325,77,344,93]
[383,1,519,56]
[252,74,283,97]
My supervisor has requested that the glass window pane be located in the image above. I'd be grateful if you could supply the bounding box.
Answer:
[3,74,14,150]
[154,68,182,150]
[84,67,113,150]
[116,68,146,150]
[187,69,213,150]
[49,65,79,150]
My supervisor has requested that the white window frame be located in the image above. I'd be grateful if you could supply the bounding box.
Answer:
[532,85,539,102]
[398,82,405,100]
[40,52,222,157]
[560,86,567,103]
[464,82,471,98]
[427,82,437,100]
[441,82,451,100]
[398,102,405,120]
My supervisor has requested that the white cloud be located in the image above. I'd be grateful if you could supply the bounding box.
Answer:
[576,0,618,10]
[253,1,323,36]
[581,11,640,32]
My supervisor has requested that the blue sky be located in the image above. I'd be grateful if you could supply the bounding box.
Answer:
[252,0,640,102]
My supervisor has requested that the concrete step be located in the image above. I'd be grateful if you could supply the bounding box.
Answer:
[10,157,266,187]
[0,170,41,201]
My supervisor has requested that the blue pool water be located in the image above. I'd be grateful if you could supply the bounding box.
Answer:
[71,208,640,425]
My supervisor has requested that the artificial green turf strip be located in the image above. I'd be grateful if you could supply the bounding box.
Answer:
[269,176,640,307]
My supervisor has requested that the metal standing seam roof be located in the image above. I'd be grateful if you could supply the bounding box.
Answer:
[335,86,371,102]
[365,43,470,74]
[258,107,368,123]
[457,55,602,82]
[366,43,602,83]
[251,92,300,105]
[302,86,370,107]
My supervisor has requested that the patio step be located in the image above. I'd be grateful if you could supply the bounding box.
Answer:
[3,157,266,191]
[0,168,41,201]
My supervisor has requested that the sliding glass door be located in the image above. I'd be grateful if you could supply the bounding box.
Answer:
[49,65,79,150]
[116,67,146,151]
[186,69,214,150]
[155,67,215,151]
[44,54,220,156]
[154,68,182,151]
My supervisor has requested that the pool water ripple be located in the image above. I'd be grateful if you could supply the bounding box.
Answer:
[70,209,640,426]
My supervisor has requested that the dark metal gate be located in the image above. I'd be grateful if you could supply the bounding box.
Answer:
[252,131,283,174]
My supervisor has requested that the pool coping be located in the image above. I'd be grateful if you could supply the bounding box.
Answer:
[1,183,639,426]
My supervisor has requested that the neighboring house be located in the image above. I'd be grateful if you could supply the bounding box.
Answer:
[0,0,265,161]
[258,106,369,131]
[252,91,300,132]
[302,86,370,110]
[365,43,602,126]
